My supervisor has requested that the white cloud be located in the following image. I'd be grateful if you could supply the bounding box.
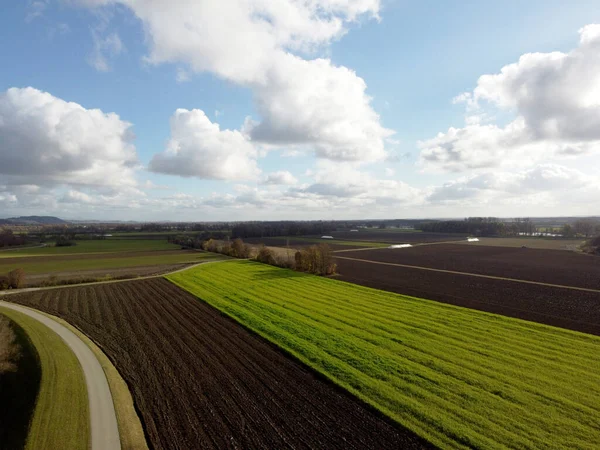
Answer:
[61,190,94,203]
[427,164,600,206]
[385,168,395,177]
[74,0,390,163]
[262,171,298,185]
[25,1,47,23]
[0,87,138,189]
[88,31,124,72]
[148,108,260,181]
[247,53,393,161]
[176,68,190,83]
[420,24,600,172]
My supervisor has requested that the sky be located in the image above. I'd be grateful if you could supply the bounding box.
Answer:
[1,0,600,221]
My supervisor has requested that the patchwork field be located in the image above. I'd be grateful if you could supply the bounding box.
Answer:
[0,239,179,257]
[334,257,600,335]
[0,239,221,287]
[8,278,424,450]
[167,261,600,449]
[337,244,600,290]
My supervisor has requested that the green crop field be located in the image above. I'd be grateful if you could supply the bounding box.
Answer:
[0,251,220,275]
[0,239,179,258]
[168,261,600,449]
[0,307,89,450]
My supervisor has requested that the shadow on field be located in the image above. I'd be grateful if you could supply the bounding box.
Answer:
[0,318,41,450]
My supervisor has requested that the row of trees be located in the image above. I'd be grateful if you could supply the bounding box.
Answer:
[417,217,600,238]
[561,219,600,238]
[416,218,514,236]
[200,237,336,276]
[0,230,27,248]
[231,221,336,239]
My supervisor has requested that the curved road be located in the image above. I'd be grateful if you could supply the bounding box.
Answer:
[0,301,121,450]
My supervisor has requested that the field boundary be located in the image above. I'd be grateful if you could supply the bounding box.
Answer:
[0,259,230,297]
[37,311,148,450]
[334,255,600,293]
[0,302,120,450]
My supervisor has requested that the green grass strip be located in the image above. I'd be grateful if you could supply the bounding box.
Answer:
[167,260,600,450]
[0,307,89,450]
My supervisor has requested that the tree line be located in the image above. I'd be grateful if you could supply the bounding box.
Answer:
[198,237,336,276]
[416,217,600,237]
[0,230,27,248]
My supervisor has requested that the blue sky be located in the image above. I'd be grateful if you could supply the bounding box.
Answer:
[1,0,600,220]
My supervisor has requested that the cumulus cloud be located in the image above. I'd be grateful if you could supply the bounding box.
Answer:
[247,53,392,161]
[148,109,260,181]
[74,0,391,163]
[0,87,138,188]
[427,164,600,205]
[420,24,600,172]
[262,171,298,185]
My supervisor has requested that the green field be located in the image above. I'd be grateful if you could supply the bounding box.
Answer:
[0,307,89,450]
[0,251,220,275]
[168,261,600,449]
[0,239,179,258]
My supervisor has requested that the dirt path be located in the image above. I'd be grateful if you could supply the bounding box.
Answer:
[334,255,600,294]
[0,301,120,450]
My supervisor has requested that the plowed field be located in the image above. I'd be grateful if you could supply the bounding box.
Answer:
[335,258,600,335]
[8,279,426,450]
[337,245,600,289]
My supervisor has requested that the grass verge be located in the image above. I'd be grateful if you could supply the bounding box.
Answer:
[0,307,89,450]
[168,260,600,450]
[37,311,148,450]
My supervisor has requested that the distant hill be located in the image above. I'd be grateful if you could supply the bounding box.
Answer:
[0,216,67,225]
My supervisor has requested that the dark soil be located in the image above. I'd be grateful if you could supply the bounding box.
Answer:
[338,244,600,289]
[330,231,468,244]
[8,279,430,450]
[335,258,600,336]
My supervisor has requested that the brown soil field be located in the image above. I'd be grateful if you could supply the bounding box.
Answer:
[8,279,428,450]
[338,244,600,290]
[334,258,600,336]
[452,237,584,251]
[330,231,468,243]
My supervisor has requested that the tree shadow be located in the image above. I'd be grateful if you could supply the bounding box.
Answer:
[0,317,41,450]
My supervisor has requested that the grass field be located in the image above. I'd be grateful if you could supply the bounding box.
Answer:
[0,307,89,450]
[0,239,179,258]
[0,251,220,275]
[168,261,600,449]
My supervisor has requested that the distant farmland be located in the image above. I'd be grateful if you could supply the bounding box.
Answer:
[168,261,600,449]
[0,239,220,286]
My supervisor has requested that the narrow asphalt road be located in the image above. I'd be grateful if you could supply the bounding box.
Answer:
[0,301,121,450]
